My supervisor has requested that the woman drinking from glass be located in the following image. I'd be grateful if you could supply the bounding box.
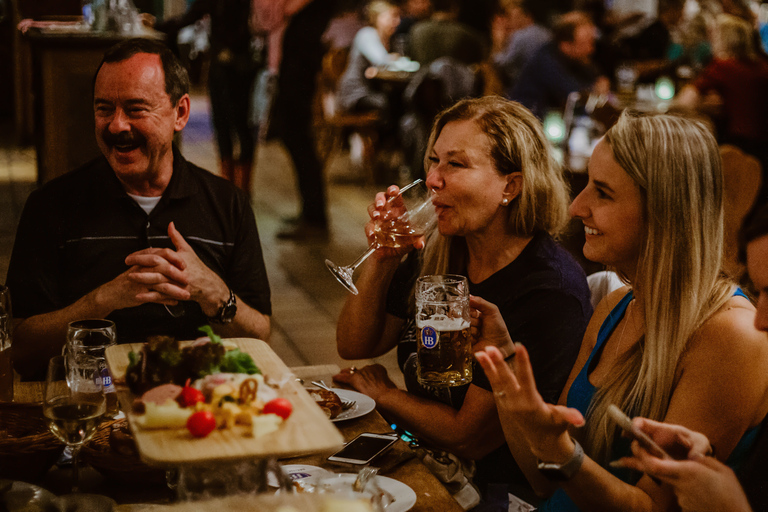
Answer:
[474,110,768,511]
[334,96,592,509]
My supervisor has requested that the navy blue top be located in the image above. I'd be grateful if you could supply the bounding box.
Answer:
[540,288,759,512]
[386,231,592,494]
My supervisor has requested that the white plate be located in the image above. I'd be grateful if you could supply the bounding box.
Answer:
[268,464,330,488]
[327,474,417,512]
[331,389,376,422]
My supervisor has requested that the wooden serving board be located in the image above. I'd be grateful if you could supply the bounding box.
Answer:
[105,339,344,466]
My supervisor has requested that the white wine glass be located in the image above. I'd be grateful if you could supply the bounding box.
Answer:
[325,179,436,294]
[44,355,106,493]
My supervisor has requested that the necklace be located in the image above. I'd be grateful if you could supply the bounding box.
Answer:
[615,298,635,360]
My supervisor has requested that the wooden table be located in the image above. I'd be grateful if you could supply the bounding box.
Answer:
[286,366,462,512]
[11,366,461,512]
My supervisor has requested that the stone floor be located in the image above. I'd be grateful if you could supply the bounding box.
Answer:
[0,92,405,387]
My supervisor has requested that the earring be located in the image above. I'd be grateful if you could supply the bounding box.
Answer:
[502,198,509,205]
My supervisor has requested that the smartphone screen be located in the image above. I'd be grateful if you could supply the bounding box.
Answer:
[327,433,398,464]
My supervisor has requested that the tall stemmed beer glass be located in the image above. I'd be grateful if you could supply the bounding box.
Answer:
[44,355,106,492]
[325,179,436,295]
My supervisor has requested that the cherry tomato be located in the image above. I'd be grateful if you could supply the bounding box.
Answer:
[187,410,217,438]
[263,398,293,420]
[177,385,206,408]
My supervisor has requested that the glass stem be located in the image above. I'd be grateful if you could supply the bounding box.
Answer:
[71,445,82,493]
[347,244,378,274]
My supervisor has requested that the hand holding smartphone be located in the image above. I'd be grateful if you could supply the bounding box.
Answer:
[607,404,671,460]
[327,432,399,465]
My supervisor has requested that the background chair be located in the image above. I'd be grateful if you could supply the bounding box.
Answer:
[721,144,762,280]
[313,46,381,183]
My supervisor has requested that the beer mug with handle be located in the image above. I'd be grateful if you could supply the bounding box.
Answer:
[66,319,118,416]
[415,275,472,387]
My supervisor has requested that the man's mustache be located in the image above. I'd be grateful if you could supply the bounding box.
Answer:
[102,130,144,147]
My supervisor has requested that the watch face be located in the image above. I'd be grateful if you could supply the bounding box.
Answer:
[221,302,237,323]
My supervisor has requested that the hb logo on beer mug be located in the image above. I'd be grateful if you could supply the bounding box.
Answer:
[415,275,472,387]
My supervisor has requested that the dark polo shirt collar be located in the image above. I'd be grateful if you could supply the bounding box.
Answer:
[101,144,200,204]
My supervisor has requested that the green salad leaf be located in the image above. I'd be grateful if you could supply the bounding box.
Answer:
[220,349,261,375]
[198,325,222,344]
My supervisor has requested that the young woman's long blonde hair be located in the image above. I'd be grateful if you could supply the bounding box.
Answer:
[585,111,735,463]
[418,96,570,277]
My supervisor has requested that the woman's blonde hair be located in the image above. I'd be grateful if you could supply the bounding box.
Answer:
[714,13,757,61]
[365,0,396,26]
[418,96,571,276]
[585,110,734,463]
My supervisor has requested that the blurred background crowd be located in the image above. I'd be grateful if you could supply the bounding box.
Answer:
[2,0,768,265]
[144,0,768,242]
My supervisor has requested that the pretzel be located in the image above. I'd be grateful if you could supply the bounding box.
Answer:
[238,378,258,404]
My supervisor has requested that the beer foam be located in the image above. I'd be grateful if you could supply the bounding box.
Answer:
[417,314,469,331]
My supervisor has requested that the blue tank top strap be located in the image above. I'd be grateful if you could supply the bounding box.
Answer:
[734,287,749,301]
[566,291,633,415]
[593,291,634,355]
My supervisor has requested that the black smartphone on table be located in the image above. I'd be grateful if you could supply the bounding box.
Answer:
[327,432,399,465]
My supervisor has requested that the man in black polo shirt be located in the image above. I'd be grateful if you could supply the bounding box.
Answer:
[6,39,271,380]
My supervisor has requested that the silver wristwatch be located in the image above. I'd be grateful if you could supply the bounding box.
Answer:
[536,437,585,481]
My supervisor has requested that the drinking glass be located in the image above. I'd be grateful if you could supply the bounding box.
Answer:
[325,179,436,295]
[44,355,106,492]
[415,275,472,387]
[66,319,118,417]
[0,285,12,401]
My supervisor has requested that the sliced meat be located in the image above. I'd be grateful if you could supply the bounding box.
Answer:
[307,388,343,419]
[140,383,183,405]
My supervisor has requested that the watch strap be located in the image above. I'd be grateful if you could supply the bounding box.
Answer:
[210,289,236,324]
[536,437,585,481]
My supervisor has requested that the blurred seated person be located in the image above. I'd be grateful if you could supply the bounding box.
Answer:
[6,39,272,380]
[322,0,366,51]
[409,0,486,66]
[334,96,592,509]
[611,0,685,80]
[612,203,768,512]
[493,0,552,96]
[337,0,401,115]
[391,0,433,49]
[473,110,768,511]
[510,11,610,120]
[676,14,768,179]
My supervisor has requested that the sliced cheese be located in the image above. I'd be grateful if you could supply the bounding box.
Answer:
[249,413,283,438]
[134,401,193,429]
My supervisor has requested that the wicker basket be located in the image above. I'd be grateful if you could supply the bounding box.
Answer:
[0,402,65,482]
[80,419,167,485]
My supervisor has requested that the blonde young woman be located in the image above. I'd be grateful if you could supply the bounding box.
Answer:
[334,96,592,508]
[337,0,401,114]
[474,110,768,511]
